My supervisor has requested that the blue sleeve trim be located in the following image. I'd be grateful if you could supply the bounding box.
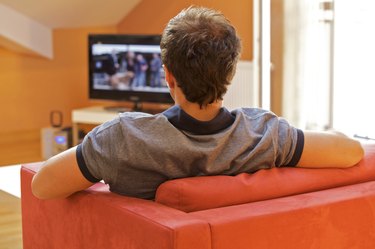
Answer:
[76,144,101,183]
[286,129,305,167]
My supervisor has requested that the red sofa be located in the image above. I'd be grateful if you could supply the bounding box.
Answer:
[21,143,375,249]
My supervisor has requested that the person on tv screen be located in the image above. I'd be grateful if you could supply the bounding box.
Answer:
[133,54,148,87]
[31,6,364,200]
[150,53,162,87]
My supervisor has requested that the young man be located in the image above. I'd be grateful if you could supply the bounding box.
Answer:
[32,6,364,200]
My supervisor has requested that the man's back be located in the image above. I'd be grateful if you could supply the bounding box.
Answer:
[78,106,303,199]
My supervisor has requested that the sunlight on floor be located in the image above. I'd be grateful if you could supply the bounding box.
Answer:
[0,165,21,198]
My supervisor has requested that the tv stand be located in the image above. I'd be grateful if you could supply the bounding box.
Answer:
[130,100,158,113]
[132,100,143,112]
[103,101,159,114]
[103,106,131,113]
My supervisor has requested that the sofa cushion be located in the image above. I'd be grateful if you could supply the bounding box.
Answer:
[155,143,375,212]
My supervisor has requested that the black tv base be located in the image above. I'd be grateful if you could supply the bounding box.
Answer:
[104,100,169,114]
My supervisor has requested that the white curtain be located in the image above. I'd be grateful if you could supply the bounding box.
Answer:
[333,0,375,139]
[282,0,332,130]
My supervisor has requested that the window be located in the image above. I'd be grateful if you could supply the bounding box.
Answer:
[333,0,375,139]
[280,0,374,139]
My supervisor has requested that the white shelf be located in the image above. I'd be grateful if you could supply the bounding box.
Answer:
[72,106,120,124]
[72,106,124,145]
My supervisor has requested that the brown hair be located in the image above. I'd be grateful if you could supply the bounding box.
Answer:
[160,6,242,107]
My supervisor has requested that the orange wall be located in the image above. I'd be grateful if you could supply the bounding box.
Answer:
[118,0,253,60]
[0,26,116,132]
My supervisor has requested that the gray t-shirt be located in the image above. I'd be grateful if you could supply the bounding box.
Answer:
[76,106,304,199]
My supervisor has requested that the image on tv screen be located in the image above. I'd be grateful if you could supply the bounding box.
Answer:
[91,43,168,93]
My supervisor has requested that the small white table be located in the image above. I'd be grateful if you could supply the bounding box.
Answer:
[72,106,120,145]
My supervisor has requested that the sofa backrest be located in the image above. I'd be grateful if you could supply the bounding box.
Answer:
[155,143,375,212]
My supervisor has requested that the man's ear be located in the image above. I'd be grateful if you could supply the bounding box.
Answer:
[163,65,175,89]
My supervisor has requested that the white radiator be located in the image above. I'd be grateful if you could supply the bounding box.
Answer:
[223,60,255,110]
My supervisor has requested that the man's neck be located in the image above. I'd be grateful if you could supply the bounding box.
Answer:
[170,83,223,121]
[178,101,223,121]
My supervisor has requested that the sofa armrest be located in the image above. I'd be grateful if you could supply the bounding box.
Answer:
[156,143,375,212]
[21,164,211,249]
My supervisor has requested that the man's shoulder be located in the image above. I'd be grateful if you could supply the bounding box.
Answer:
[118,111,172,132]
[119,111,154,120]
[231,107,276,119]
[95,112,165,134]
[229,107,281,133]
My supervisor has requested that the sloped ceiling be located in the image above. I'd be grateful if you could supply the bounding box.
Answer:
[0,0,141,58]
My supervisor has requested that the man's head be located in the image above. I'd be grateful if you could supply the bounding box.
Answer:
[161,6,242,107]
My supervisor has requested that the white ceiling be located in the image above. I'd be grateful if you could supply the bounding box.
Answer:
[0,0,142,28]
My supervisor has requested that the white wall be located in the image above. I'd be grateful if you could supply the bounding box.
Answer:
[223,60,255,110]
[0,3,52,58]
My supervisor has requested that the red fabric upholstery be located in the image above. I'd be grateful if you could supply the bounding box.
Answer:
[21,143,375,249]
[191,180,375,249]
[156,143,375,212]
[21,165,211,249]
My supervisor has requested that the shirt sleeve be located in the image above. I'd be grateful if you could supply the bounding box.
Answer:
[275,118,305,167]
[76,144,100,182]
[75,117,121,184]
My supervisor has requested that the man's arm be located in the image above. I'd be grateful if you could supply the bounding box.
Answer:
[297,130,364,168]
[32,146,95,200]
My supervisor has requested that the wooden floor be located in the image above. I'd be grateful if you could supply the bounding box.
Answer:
[0,191,23,249]
[0,129,42,249]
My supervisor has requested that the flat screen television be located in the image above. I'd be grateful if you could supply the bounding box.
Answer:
[88,34,173,111]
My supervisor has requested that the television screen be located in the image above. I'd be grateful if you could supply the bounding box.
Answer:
[88,34,173,106]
